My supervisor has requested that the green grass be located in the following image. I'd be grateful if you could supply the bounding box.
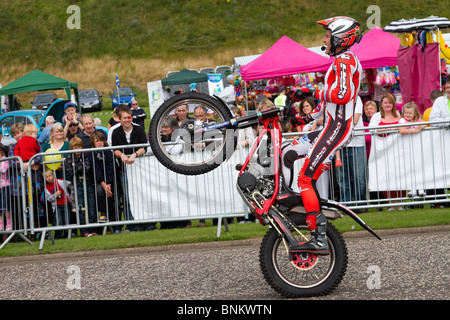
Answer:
[1,207,448,257]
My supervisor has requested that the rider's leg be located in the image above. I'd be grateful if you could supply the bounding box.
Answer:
[290,160,330,254]
[290,113,353,254]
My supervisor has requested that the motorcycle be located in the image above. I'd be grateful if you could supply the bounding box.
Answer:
[149,92,381,298]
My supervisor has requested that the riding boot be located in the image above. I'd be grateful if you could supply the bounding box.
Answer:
[290,212,330,255]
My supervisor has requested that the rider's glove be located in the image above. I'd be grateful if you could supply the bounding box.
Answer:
[291,87,316,102]
[290,114,313,128]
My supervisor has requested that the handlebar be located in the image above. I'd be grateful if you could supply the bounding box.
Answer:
[196,108,281,133]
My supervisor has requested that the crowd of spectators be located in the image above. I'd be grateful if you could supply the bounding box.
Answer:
[0,101,153,239]
[1,76,449,240]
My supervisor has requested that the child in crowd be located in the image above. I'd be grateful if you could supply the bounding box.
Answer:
[0,149,11,231]
[398,102,426,198]
[62,102,83,129]
[14,124,41,164]
[398,102,426,135]
[64,136,97,237]
[13,124,44,223]
[43,168,74,239]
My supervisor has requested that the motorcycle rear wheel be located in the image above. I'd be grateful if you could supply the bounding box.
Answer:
[259,214,348,298]
[149,92,236,175]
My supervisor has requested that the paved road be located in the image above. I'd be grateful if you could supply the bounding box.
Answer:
[0,226,448,301]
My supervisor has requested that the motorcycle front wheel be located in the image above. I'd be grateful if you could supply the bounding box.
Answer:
[149,92,236,175]
[259,214,348,298]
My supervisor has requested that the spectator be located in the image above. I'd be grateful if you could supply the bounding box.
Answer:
[108,107,120,130]
[13,124,45,228]
[422,89,448,208]
[232,107,255,149]
[0,148,11,231]
[336,97,367,210]
[93,117,109,137]
[7,124,25,231]
[14,124,40,165]
[429,79,450,127]
[193,105,210,123]
[90,132,122,233]
[296,97,315,132]
[175,104,190,127]
[368,93,404,211]
[158,117,189,229]
[362,100,377,159]
[297,100,330,200]
[160,117,183,155]
[397,102,426,198]
[398,102,426,135]
[65,119,82,142]
[274,87,287,108]
[131,100,147,128]
[107,104,129,147]
[423,89,444,127]
[362,100,384,208]
[192,105,217,152]
[111,106,154,232]
[368,93,401,135]
[41,123,70,179]
[78,114,107,149]
[43,168,74,239]
[256,99,276,133]
[292,101,301,116]
[41,123,70,154]
[163,87,171,101]
[0,131,9,156]
[38,116,55,144]
[64,136,97,237]
[62,102,82,130]
[191,105,223,227]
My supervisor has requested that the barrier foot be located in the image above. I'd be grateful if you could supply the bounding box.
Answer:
[216,217,230,238]
[0,232,33,250]
[39,230,55,250]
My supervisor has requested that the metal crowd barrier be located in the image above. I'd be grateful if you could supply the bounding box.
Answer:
[285,119,450,211]
[1,120,449,250]
[0,143,249,250]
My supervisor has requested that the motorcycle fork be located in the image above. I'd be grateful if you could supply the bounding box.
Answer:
[248,121,308,251]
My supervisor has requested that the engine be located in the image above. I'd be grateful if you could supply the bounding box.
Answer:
[237,160,276,213]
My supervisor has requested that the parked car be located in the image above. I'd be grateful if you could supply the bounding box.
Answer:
[31,92,57,109]
[79,89,103,112]
[0,99,68,138]
[111,87,136,109]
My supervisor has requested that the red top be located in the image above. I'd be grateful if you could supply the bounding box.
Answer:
[14,136,41,162]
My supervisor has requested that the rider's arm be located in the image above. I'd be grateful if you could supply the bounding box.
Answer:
[314,53,358,105]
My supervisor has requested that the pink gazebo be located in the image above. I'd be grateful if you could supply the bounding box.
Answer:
[351,26,401,69]
[240,36,332,81]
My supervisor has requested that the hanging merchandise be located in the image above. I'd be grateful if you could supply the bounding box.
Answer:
[375,68,385,86]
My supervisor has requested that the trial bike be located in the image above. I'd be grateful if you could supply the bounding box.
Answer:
[149,92,381,298]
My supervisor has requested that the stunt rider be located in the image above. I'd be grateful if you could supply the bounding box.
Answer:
[288,16,363,255]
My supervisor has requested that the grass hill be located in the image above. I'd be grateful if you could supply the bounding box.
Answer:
[0,0,449,108]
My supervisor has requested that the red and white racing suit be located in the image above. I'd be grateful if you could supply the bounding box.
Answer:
[296,50,362,230]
